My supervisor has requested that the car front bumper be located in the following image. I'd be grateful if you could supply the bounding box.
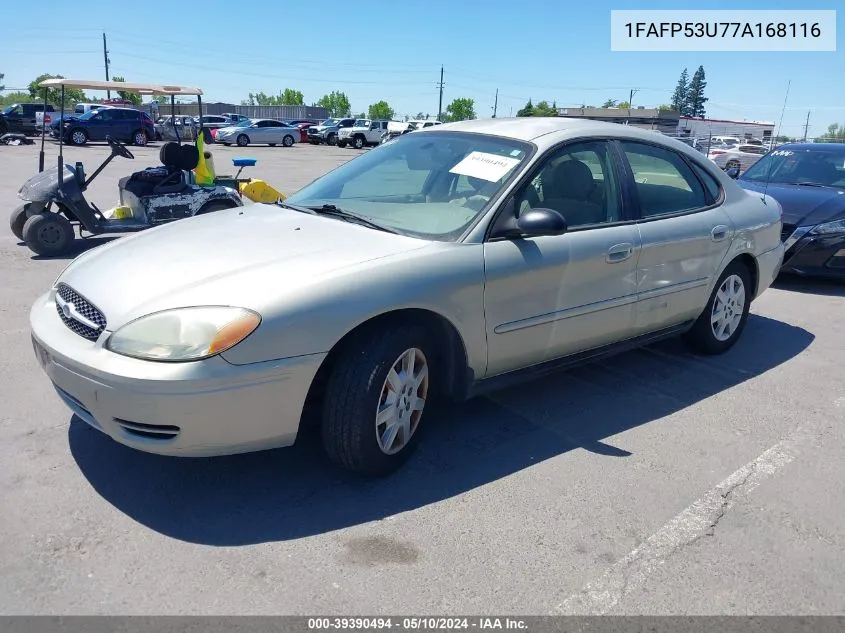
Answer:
[780,227,845,279]
[30,290,326,457]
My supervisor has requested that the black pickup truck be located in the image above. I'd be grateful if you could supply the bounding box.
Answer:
[0,103,57,135]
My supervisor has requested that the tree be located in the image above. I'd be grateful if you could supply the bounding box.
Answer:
[657,104,675,112]
[368,100,395,120]
[280,88,304,105]
[617,101,631,109]
[415,111,425,119]
[532,100,558,117]
[686,65,708,119]
[0,72,4,91]
[111,76,142,106]
[316,91,351,117]
[601,98,618,108]
[816,123,845,143]
[355,112,366,119]
[671,68,690,116]
[516,99,534,117]
[445,97,476,122]
[27,74,86,106]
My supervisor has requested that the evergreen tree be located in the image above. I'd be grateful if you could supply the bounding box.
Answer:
[671,68,690,116]
[687,66,708,119]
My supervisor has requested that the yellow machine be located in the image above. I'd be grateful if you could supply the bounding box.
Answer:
[195,148,286,205]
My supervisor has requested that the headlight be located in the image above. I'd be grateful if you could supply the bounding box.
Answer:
[106,306,261,362]
[810,219,845,235]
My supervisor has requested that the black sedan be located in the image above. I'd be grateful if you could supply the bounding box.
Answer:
[737,143,845,279]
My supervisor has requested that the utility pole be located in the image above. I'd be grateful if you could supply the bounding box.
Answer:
[627,87,639,124]
[102,33,111,99]
[492,89,498,118]
[436,66,444,122]
[802,110,810,142]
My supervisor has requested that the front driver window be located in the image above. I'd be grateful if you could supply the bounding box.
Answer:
[515,141,621,228]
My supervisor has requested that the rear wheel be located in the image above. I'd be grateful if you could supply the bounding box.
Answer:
[326,132,337,146]
[10,203,33,240]
[69,128,87,146]
[283,134,295,147]
[132,129,148,146]
[22,213,75,257]
[684,260,752,355]
[236,134,249,147]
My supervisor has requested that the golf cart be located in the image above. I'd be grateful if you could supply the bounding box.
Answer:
[10,79,246,257]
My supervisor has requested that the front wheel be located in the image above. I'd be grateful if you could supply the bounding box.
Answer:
[69,128,88,146]
[21,213,75,257]
[282,134,295,147]
[353,135,365,150]
[236,134,249,147]
[321,324,433,476]
[684,260,752,355]
[10,203,33,240]
[326,133,337,146]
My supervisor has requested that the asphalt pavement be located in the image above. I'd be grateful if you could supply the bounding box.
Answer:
[0,139,843,615]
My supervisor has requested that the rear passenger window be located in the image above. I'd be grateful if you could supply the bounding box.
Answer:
[690,162,722,203]
[620,141,708,218]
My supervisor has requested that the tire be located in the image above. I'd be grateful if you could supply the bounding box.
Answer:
[684,260,753,355]
[69,128,88,146]
[236,134,249,147]
[195,199,240,216]
[321,324,433,476]
[132,129,148,146]
[326,132,337,146]
[282,134,295,147]
[22,213,75,257]
[353,135,365,150]
[10,203,32,240]
[337,140,347,148]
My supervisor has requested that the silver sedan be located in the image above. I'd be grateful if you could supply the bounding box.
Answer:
[29,118,784,476]
[214,118,298,147]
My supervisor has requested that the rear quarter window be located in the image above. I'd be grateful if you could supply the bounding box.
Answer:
[689,162,722,203]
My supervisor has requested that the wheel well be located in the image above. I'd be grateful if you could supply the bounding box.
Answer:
[196,198,239,215]
[300,309,470,429]
[731,253,759,298]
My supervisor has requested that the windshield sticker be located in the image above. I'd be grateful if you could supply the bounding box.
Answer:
[450,151,522,182]
[771,150,793,157]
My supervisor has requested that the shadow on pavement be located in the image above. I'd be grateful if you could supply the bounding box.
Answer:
[773,274,845,297]
[28,236,120,261]
[69,314,813,546]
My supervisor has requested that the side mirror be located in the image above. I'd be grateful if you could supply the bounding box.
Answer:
[726,166,740,179]
[492,207,568,239]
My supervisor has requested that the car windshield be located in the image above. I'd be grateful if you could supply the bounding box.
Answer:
[77,110,98,121]
[321,119,337,126]
[2,105,19,115]
[740,146,845,188]
[284,131,533,241]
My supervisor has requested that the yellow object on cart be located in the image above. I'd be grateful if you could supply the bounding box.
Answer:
[110,206,133,220]
[239,179,287,203]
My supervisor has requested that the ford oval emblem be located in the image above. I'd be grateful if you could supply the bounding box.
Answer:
[62,303,72,318]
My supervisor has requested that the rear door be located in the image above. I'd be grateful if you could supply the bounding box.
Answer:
[615,139,734,335]
[84,109,116,141]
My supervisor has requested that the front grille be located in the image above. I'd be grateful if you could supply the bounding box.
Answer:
[55,283,107,341]
[781,223,796,243]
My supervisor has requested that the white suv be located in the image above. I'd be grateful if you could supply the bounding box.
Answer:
[337,119,390,149]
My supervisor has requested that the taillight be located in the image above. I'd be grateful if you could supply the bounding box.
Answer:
[44,114,51,124]
[710,150,725,156]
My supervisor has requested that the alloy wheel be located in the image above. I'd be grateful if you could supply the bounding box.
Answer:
[711,274,746,342]
[374,347,429,455]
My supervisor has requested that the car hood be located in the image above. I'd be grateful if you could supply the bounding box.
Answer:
[738,180,845,226]
[58,204,430,328]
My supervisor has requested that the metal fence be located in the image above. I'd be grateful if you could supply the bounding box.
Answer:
[144,102,329,121]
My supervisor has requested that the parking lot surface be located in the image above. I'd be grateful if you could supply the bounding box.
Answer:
[1,140,844,615]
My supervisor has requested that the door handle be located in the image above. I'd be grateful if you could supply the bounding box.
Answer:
[606,242,634,263]
[711,225,730,242]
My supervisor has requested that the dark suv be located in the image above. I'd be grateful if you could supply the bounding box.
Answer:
[56,107,156,146]
[0,103,56,135]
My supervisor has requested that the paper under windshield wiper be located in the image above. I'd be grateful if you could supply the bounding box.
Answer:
[304,204,398,233]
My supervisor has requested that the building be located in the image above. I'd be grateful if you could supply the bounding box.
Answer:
[555,106,680,134]
[676,116,775,142]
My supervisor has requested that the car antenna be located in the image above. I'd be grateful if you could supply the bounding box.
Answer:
[763,79,791,204]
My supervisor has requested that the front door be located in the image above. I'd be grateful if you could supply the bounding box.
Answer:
[85,109,119,141]
[482,140,641,377]
[614,140,735,334]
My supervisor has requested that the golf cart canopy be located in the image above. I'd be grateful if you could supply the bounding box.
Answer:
[38,78,203,96]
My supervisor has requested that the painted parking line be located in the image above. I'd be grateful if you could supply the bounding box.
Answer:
[552,426,814,615]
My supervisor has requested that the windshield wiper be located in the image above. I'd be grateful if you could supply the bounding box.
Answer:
[301,204,399,234]
[276,200,319,215]
[788,182,836,188]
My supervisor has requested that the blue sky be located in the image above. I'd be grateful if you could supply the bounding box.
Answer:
[2,0,842,137]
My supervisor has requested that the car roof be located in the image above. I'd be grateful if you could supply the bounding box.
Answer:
[426,116,699,147]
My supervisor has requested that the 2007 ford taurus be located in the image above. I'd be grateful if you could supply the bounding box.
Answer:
[30,118,785,476]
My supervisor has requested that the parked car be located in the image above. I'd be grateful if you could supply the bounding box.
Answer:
[154,115,198,141]
[28,118,783,476]
[221,112,250,123]
[408,119,443,130]
[194,115,234,130]
[295,122,316,143]
[709,143,768,173]
[58,107,155,146]
[307,117,355,145]
[737,143,845,279]
[0,103,56,135]
[285,119,318,126]
[214,119,298,147]
[337,119,390,148]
